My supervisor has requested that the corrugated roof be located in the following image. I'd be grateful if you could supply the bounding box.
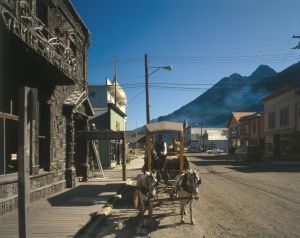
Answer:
[206,129,228,140]
[191,127,227,134]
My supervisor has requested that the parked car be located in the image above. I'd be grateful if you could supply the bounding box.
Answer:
[206,149,224,154]
[188,146,199,153]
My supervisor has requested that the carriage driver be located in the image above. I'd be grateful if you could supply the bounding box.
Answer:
[152,134,167,170]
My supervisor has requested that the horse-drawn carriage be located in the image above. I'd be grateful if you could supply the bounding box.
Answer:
[143,121,188,180]
[134,121,201,228]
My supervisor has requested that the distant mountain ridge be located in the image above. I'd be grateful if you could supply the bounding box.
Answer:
[150,61,300,128]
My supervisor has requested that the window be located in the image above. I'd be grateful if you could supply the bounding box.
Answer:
[268,112,276,129]
[36,0,48,27]
[89,92,96,97]
[280,107,289,127]
[116,121,120,131]
[245,124,249,134]
[0,117,18,175]
[253,121,256,134]
[230,127,237,136]
[69,41,76,56]
[240,124,244,135]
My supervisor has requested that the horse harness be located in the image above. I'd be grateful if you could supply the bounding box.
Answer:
[177,172,201,194]
[137,173,156,198]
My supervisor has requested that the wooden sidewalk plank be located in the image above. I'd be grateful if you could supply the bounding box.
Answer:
[0,180,126,238]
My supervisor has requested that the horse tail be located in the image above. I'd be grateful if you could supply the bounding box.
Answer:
[133,189,139,208]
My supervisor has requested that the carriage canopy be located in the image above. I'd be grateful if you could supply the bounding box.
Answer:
[145,121,183,135]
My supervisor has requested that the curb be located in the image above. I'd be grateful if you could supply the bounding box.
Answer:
[74,179,133,238]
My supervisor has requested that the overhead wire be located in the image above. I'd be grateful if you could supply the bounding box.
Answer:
[88,53,299,69]
[87,44,300,106]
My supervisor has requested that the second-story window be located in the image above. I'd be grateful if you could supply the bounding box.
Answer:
[280,107,289,127]
[69,40,76,57]
[253,121,256,134]
[36,0,48,27]
[240,124,244,135]
[116,121,120,131]
[268,111,276,129]
[245,124,249,134]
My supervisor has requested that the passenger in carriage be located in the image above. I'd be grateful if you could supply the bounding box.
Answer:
[152,134,167,170]
[168,137,180,155]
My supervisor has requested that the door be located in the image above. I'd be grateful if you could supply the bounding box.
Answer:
[39,101,50,171]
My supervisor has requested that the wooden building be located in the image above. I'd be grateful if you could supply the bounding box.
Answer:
[88,78,127,168]
[263,84,300,159]
[227,112,256,148]
[0,0,93,215]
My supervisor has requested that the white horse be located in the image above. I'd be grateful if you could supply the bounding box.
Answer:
[134,171,157,228]
[175,169,201,225]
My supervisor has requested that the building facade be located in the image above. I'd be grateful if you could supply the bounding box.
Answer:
[0,0,93,215]
[184,123,228,152]
[201,129,228,152]
[227,112,256,148]
[237,112,265,149]
[263,84,300,159]
[88,78,127,168]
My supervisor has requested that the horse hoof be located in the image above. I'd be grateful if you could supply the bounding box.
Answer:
[191,221,195,225]
[181,219,185,224]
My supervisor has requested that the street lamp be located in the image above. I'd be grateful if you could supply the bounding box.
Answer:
[145,53,172,124]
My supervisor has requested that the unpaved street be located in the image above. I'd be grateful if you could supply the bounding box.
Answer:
[87,154,300,238]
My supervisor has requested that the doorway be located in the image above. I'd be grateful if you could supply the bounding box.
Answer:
[39,101,50,171]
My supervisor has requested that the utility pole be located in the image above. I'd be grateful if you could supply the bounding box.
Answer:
[114,55,117,106]
[145,54,150,124]
[200,122,203,152]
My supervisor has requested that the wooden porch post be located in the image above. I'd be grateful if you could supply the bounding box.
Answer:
[18,86,31,237]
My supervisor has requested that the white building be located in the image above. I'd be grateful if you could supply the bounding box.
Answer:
[184,124,228,152]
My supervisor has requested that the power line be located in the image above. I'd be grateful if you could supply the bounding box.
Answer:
[88,53,299,70]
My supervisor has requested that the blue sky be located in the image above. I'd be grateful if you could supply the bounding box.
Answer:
[71,0,300,130]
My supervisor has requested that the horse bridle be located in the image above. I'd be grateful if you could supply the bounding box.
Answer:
[178,172,200,194]
[138,173,157,198]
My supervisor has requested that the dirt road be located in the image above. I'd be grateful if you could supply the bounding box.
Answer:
[85,154,300,238]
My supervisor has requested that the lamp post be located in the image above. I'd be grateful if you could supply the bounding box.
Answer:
[145,53,172,124]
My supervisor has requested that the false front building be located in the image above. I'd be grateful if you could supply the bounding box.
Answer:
[88,78,127,169]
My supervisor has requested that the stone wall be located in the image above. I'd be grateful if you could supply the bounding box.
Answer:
[0,173,66,216]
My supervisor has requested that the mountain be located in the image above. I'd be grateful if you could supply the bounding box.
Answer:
[151,62,300,128]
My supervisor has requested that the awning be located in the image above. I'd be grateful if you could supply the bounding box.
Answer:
[64,90,94,116]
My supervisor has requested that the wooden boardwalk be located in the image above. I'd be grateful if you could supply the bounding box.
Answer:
[0,180,127,238]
